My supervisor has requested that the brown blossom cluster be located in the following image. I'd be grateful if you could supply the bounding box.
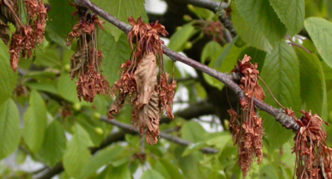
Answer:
[193,20,224,43]
[108,17,176,145]
[293,110,332,179]
[0,0,47,71]
[228,55,265,176]
[67,6,109,102]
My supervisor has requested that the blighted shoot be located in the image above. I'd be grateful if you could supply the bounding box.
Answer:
[67,5,109,102]
[108,17,176,145]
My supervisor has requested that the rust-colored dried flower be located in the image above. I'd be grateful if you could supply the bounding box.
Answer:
[228,55,265,176]
[159,73,176,119]
[67,6,108,102]
[0,0,47,71]
[293,110,330,179]
[108,17,175,145]
[76,66,109,102]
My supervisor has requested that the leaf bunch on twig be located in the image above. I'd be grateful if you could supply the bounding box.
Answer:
[228,55,265,176]
[0,0,47,71]
[67,6,109,102]
[108,17,176,145]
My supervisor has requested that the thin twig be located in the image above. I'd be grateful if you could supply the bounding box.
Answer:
[76,0,299,131]
[288,41,311,54]
[258,76,285,109]
[100,116,218,154]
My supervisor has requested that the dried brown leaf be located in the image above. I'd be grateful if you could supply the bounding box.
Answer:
[133,90,160,145]
[134,52,157,107]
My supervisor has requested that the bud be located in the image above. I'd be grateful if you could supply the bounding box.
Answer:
[73,103,81,111]
[94,127,103,135]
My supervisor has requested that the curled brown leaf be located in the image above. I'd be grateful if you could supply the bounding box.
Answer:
[134,52,157,107]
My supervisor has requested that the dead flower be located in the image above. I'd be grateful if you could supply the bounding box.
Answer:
[76,66,109,102]
[108,17,175,145]
[1,0,47,71]
[228,55,265,176]
[293,110,331,179]
[67,6,108,102]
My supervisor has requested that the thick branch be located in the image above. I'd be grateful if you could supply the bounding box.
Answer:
[100,116,218,154]
[182,0,228,12]
[76,0,299,131]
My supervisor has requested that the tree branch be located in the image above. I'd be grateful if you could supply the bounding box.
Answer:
[100,116,218,154]
[76,0,299,131]
[182,0,228,12]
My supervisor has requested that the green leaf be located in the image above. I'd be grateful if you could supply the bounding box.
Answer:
[260,41,301,149]
[141,169,165,179]
[0,99,20,159]
[238,47,266,71]
[37,120,66,167]
[80,145,127,178]
[232,5,271,52]
[269,0,305,35]
[35,45,62,68]
[63,124,93,178]
[57,73,79,103]
[47,0,76,46]
[182,142,205,157]
[154,159,184,179]
[295,47,328,118]
[0,41,17,105]
[100,32,131,85]
[259,164,279,179]
[206,132,231,150]
[91,0,147,41]
[201,41,223,89]
[23,91,47,153]
[304,17,332,69]
[233,0,286,50]
[168,24,197,51]
[181,121,207,142]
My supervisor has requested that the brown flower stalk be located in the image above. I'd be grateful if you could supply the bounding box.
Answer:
[228,55,265,176]
[108,17,176,144]
[67,6,109,102]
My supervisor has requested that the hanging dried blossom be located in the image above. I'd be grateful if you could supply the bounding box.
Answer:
[108,17,176,144]
[76,66,109,102]
[67,6,109,102]
[228,55,265,176]
[293,110,332,179]
[0,0,47,71]
[159,73,176,119]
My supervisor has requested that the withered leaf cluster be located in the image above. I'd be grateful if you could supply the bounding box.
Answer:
[228,55,265,177]
[108,17,176,145]
[67,6,109,102]
[293,110,332,179]
[0,0,47,71]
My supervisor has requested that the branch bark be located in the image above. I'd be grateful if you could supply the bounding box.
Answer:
[76,0,299,131]
[99,116,218,154]
[36,117,218,179]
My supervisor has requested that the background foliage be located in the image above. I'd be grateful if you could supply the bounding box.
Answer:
[0,0,332,178]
